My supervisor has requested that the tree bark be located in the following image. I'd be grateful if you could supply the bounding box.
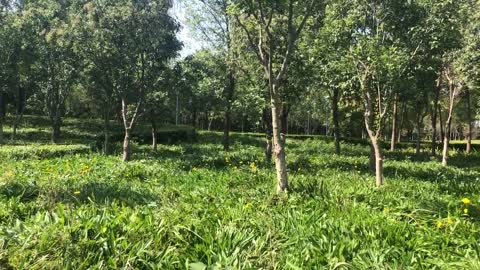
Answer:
[51,116,61,144]
[390,94,398,151]
[415,113,422,156]
[151,109,157,151]
[103,109,110,155]
[397,102,406,143]
[263,107,273,164]
[271,86,288,193]
[121,97,141,162]
[439,107,445,146]
[122,128,131,162]
[223,71,235,151]
[332,88,341,154]
[465,88,472,153]
[442,79,457,167]
[371,137,384,187]
[431,78,441,155]
[0,92,4,145]
[204,110,209,130]
[280,104,289,136]
[11,87,26,141]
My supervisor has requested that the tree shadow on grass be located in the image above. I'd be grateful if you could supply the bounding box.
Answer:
[0,181,159,208]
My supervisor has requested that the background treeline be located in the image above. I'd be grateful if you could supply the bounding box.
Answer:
[1,0,479,190]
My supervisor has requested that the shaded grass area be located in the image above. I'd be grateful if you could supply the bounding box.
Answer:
[0,130,480,268]
[2,115,195,146]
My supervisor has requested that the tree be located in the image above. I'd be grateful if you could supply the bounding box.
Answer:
[18,0,78,143]
[231,0,323,193]
[74,0,180,160]
[344,0,421,186]
[184,0,237,151]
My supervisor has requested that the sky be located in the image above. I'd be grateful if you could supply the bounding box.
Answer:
[172,0,203,57]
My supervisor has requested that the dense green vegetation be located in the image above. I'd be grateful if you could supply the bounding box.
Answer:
[1,0,479,268]
[0,120,480,269]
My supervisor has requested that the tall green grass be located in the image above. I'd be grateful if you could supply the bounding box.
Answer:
[0,134,479,269]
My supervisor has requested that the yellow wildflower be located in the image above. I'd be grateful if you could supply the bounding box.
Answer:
[464,208,469,215]
[436,220,443,228]
[461,198,471,205]
[74,191,81,195]
[250,162,257,173]
[244,202,252,209]
[447,216,454,225]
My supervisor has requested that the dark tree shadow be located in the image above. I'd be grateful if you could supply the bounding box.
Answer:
[0,181,159,208]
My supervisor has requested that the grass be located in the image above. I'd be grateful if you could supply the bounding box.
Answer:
[0,120,480,269]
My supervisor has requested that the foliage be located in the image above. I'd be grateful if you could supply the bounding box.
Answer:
[1,131,480,268]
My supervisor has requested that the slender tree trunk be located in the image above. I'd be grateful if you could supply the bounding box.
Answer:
[151,109,157,151]
[332,88,341,154]
[223,109,231,151]
[208,114,213,131]
[371,137,384,187]
[51,116,61,143]
[122,128,131,162]
[439,107,445,146]
[466,89,472,153]
[271,86,288,193]
[416,114,422,155]
[204,110,209,130]
[0,92,4,145]
[263,107,273,164]
[431,79,441,155]
[103,109,110,155]
[280,104,289,136]
[121,97,141,162]
[397,102,406,143]
[11,88,26,141]
[442,82,457,167]
[223,72,235,151]
[191,110,197,128]
[0,118,3,145]
[390,94,398,151]
[369,144,375,173]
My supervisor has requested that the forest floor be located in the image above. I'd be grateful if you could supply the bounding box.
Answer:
[1,118,480,269]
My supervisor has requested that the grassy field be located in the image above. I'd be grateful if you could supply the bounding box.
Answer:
[1,119,480,269]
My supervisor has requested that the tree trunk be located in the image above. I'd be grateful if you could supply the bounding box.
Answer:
[0,119,3,145]
[208,114,213,131]
[466,88,472,153]
[369,144,375,173]
[397,102,406,143]
[191,110,197,128]
[431,79,441,155]
[280,104,289,135]
[223,71,235,151]
[0,92,4,145]
[332,88,341,154]
[371,137,384,187]
[103,110,110,155]
[263,108,273,163]
[390,94,398,151]
[122,128,132,162]
[51,116,61,143]
[11,88,26,141]
[416,114,422,156]
[271,87,288,193]
[204,110,209,130]
[151,109,157,151]
[439,107,445,146]
[442,81,456,167]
